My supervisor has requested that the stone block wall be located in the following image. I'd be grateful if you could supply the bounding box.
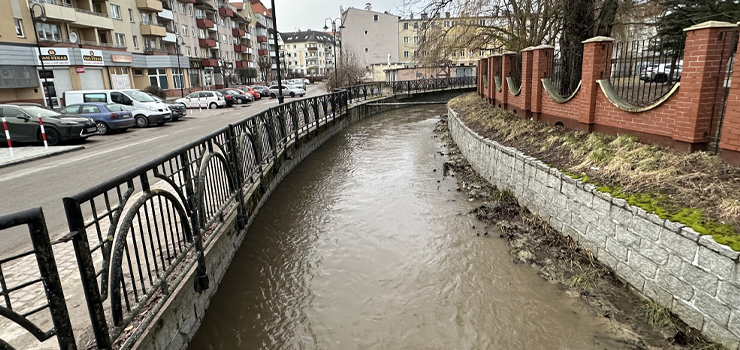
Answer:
[448,107,740,349]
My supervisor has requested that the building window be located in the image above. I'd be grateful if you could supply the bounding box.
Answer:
[186,46,191,55]
[133,35,138,48]
[173,68,184,89]
[222,34,226,43]
[148,68,169,89]
[199,29,206,39]
[36,23,61,41]
[403,36,408,43]
[179,3,185,13]
[190,69,200,87]
[413,36,418,43]
[413,22,418,29]
[403,22,408,30]
[14,19,24,37]
[373,14,378,21]
[115,33,126,47]
[192,28,196,37]
[189,5,193,16]
[196,9,203,18]
[128,8,134,22]
[182,24,187,35]
[364,47,368,52]
[364,30,368,34]
[403,51,409,58]
[460,49,465,57]
[443,20,451,27]
[141,13,152,24]
[110,5,121,19]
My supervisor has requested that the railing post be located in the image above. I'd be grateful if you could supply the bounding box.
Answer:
[180,152,198,242]
[63,198,111,349]
[226,125,246,231]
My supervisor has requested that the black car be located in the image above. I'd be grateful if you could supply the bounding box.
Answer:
[148,94,186,121]
[226,89,251,104]
[215,90,235,107]
[251,85,270,97]
[0,103,97,146]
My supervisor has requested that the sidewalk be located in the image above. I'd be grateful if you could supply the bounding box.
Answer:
[0,146,84,168]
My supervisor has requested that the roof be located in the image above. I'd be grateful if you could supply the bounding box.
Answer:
[230,2,243,10]
[250,0,269,17]
[280,30,336,44]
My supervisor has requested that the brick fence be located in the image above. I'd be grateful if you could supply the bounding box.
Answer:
[476,20,740,166]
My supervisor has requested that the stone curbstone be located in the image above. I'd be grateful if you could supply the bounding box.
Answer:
[605,237,629,261]
[614,224,642,250]
[659,228,699,262]
[617,262,646,292]
[682,262,720,296]
[672,298,705,331]
[631,215,661,241]
[642,279,673,306]
[627,250,659,279]
[656,270,694,301]
[639,239,670,266]
[610,205,634,227]
[699,235,740,260]
[697,245,736,281]
[597,248,619,270]
[694,290,732,326]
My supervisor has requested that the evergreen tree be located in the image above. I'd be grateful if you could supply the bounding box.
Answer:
[657,0,740,36]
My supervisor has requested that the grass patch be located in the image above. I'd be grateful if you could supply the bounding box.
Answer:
[449,93,740,250]
[642,299,675,332]
[569,269,601,292]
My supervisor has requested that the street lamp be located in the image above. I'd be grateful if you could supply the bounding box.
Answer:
[30,4,52,107]
[269,0,284,104]
[323,18,344,90]
[176,35,185,98]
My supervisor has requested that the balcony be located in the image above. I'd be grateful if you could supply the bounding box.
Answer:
[201,58,218,67]
[232,28,245,37]
[218,7,233,17]
[246,48,253,54]
[233,44,246,52]
[144,47,168,55]
[136,0,163,12]
[268,27,274,34]
[176,0,195,3]
[74,9,115,29]
[256,35,267,43]
[140,24,167,36]
[244,32,251,40]
[199,38,217,47]
[258,49,268,56]
[33,0,76,22]
[196,18,214,29]
[163,32,176,42]
[235,61,246,68]
[248,61,255,68]
[158,9,174,20]
[268,39,275,45]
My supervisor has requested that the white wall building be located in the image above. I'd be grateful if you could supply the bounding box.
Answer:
[280,30,340,77]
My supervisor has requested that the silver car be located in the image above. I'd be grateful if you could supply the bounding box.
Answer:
[268,85,305,98]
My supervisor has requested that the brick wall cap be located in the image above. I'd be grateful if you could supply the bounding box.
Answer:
[683,20,737,32]
[532,45,554,50]
[582,36,615,43]
[521,46,536,51]
[502,51,518,55]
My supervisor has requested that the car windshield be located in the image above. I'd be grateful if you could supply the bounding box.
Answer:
[147,93,163,102]
[19,106,62,118]
[106,104,123,112]
[228,90,240,94]
[215,92,224,96]
[124,90,156,102]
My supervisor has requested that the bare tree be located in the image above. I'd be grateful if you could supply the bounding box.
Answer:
[257,56,272,83]
[325,45,369,91]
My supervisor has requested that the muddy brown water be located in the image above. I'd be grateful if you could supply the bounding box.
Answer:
[188,106,629,350]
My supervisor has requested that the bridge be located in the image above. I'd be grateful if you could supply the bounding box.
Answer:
[0,77,475,350]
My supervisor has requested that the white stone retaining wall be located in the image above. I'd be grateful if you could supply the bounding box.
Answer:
[448,107,740,349]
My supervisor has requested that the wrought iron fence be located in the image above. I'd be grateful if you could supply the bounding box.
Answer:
[609,35,685,107]
[0,77,474,350]
[709,29,739,153]
[547,44,584,98]
[508,52,523,93]
[0,208,76,350]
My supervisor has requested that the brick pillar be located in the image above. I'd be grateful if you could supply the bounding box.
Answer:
[719,23,740,166]
[674,21,738,152]
[501,51,517,109]
[521,48,534,117]
[581,36,614,125]
[530,45,554,121]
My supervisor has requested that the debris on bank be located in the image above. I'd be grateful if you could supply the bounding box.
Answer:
[435,114,725,350]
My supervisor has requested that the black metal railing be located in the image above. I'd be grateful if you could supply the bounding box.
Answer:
[509,52,523,92]
[709,29,739,153]
[0,77,475,350]
[0,208,76,350]
[548,44,584,98]
[609,35,685,107]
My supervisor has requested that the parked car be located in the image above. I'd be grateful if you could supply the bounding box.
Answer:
[147,94,186,121]
[175,91,227,109]
[215,90,236,107]
[287,79,307,90]
[268,85,305,98]
[640,61,683,83]
[117,105,171,128]
[241,87,261,99]
[251,85,270,97]
[0,103,97,145]
[59,103,135,134]
[63,90,172,120]
[226,89,252,104]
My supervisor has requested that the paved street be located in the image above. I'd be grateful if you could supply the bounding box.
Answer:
[0,83,327,256]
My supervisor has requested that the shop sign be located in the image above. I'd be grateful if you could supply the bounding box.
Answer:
[189,57,202,69]
[38,48,70,66]
[75,66,85,73]
[110,54,133,63]
[82,50,104,66]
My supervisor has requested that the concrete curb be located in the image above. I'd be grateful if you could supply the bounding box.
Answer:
[0,146,85,169]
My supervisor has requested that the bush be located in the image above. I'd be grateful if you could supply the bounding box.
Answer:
[143,85,166,99]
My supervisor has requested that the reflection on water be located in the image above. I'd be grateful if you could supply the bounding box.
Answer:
[188,106,623,350]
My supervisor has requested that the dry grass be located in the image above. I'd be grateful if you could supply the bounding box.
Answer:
[449,93,740,247]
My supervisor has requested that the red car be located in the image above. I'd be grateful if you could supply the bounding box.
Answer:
[241,87,261,100]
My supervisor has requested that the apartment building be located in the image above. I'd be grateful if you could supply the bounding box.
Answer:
[340,4,399,66]
[279,30,339,77]
[0,0,260,106]
[249,0,276,81]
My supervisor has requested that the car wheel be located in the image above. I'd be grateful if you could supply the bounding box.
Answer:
[96,121,109,135]
[242,97,248,104]
[271,93,276,98]
[45,128,61,146]
[290,92,295,97]
[135,115,149,128]
[209,102,218,109]
[234,98,241,105]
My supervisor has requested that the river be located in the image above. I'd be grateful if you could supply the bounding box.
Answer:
[187,105,626,349]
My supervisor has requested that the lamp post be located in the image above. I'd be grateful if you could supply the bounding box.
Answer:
[323,18,344,90]
[176,35,185,97]
[30,4,52,107]
[269,0,283,104]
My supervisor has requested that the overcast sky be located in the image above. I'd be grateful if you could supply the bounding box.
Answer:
[270,0,410,33]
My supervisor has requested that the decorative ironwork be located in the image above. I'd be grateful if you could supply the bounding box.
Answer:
[548,44,584,99]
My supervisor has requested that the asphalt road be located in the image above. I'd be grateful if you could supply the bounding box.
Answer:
[0,83,328,255]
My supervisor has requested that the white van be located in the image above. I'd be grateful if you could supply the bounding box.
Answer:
[64,90,170,115]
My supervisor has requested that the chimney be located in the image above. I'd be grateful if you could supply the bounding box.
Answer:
[410,13,414,19]
[445,12,450,18]
[421,13,428,19]
[365,3,372,11]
